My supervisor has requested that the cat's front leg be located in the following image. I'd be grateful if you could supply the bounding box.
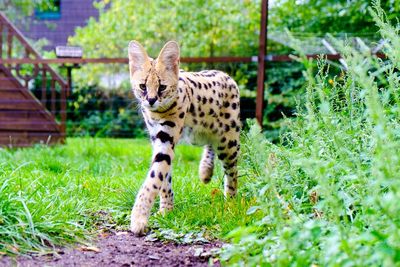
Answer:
[130,138,175,235]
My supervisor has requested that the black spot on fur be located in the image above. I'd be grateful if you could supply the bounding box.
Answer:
[223,101,230,108]
[160,121,176,127]
[158,172,164,181]
[179,112,185,119]
[188,78,197,87]
[156,131,174,144]
[189,104,196,117]
[228,140,237,149]
[232,103,237,109]
[224,113,231,119]
[229,152,238,161]
[154,153,171,165]
[199,112,205,117]
[218,153,227,160]
[228,162,236,168]
[221,137,227,143]
[153,101,177,113]
[150,170,155,178]
[202,97,207,104]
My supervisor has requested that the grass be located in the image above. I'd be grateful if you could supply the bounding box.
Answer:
[0,138,255,255]
[221,3,400,266]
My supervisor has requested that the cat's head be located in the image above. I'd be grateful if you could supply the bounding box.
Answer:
[128,41,180,112]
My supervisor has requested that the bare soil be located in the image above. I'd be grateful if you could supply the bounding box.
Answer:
[0,232,222,267]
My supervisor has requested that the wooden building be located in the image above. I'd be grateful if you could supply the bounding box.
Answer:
[22,0,99,51]
[0,13,67,147]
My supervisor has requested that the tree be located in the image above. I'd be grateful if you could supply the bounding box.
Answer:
[270,0,400,37]
[68,0,261,86]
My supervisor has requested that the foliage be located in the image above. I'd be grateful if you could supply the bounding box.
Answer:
[68,0,260,86]
[66,86,146,138]
[222,3,400,265]
[270,0,400,37]
[0,138,255,255]
[263,61,307,141]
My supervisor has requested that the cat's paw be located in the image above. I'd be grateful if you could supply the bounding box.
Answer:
[130,214,148,236]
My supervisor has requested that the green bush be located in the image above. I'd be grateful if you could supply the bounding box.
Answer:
[66,86,146,138]
[223,3,400,266]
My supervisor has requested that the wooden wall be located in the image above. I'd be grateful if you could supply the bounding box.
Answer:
[0,66,63,148]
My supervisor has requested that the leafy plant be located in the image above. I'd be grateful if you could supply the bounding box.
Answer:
[66,86,146,138]
[222,3,400,266]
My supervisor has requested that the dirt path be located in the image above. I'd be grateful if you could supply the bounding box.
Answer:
[1,232,221,267]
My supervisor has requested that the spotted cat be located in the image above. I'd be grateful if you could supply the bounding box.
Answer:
[128,41,240,234]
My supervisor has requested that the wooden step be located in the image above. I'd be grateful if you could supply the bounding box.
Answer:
[0,66,63,147]
[0,13,67,148]
[0,130,64,148]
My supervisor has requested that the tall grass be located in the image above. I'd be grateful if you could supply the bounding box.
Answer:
[222,3,400,266]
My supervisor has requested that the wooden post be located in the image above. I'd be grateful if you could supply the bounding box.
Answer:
[255,0,268,126]
[0,23,3,58]
[66,65,72,96]
[41,68,47,105]
[60,83,67,141]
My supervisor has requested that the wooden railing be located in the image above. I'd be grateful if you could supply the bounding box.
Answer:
[0,12,68,136]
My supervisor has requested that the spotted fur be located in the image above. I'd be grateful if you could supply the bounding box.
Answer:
[128,41,240,235]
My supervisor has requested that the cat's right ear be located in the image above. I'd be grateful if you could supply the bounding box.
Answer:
[128,41,150,75]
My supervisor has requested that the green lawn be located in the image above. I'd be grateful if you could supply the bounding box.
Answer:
[0,138,255,255]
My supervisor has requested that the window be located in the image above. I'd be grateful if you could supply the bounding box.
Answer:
[34,0,61,20]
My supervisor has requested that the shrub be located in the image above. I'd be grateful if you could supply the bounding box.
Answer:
[223,3,400,266]
[66,86,146,138]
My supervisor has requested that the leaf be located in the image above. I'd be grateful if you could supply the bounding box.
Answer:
[148,254,161,260]
[79,246,101,253]
[246,206,261,215]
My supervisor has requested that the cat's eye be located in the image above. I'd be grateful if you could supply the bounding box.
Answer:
[158,84,167,93]
[139,84,147,91]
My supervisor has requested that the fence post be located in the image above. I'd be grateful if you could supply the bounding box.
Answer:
[255,0,268,126]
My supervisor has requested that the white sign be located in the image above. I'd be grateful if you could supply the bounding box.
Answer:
[55,46,83,58]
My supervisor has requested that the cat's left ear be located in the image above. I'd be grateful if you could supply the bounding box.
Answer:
[157,41,180,75]
[128,40,150,75]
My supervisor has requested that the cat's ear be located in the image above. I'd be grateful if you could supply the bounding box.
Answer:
[157,41,180,75]
[128,40,150,75]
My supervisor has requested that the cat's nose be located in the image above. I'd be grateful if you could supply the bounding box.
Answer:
[148,97,157,106]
